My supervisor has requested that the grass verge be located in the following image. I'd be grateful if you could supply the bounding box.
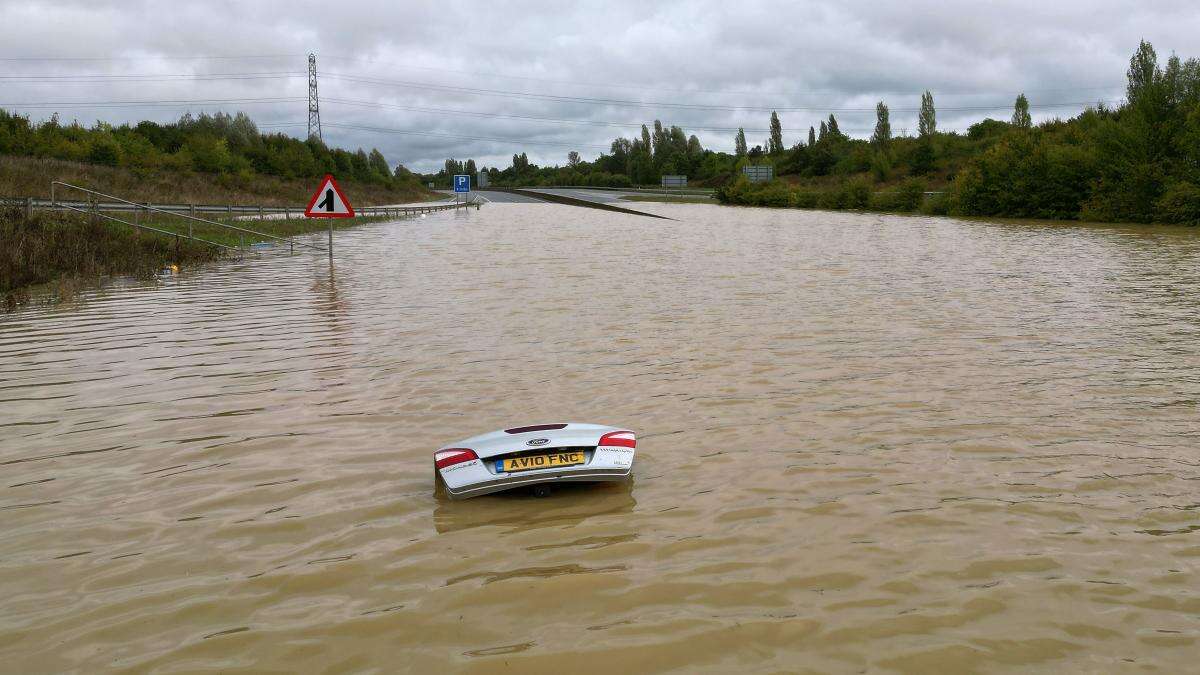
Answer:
[1,206,402,311]
[0,155,440,206]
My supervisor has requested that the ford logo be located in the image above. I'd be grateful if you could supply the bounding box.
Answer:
[526,438,550,446]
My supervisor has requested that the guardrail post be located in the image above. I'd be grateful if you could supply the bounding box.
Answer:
[24,197,33,219]
[227,205,233,219]
[259,206,264,221]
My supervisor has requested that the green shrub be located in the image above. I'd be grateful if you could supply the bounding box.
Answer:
[921,191,954,216]
[843,178,872,209]
[758,181,791,207]
[870,152,893,182]
[792,190,819,208]
[895,178,927,212]
[817,189,844,210]
[870,191,903,211]
[1154,182,1200,225]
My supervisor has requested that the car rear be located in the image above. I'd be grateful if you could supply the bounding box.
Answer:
[434,423,635,499]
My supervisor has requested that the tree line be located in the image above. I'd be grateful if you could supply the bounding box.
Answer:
[0,110,424,191]
[432,41,1197,225]
[719,41,1199,224]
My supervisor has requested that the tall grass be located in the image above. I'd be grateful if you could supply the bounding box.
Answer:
[0,206,401,310]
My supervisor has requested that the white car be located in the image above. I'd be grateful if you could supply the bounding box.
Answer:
[434,423,636,499]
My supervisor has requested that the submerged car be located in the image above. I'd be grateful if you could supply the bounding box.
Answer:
[434,423,635,499]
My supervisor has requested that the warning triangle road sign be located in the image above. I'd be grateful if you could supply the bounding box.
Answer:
[304,174,355,218]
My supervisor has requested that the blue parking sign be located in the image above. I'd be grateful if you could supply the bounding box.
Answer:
[453,174,470,193]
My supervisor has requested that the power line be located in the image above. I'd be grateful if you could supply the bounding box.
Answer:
[321,98,997,134]
[323,73,1115,114]
[0,96,304,108]
[0,54,297,62]
[320,55,1123,98]
[321,122,610,150]
[0,71,303,83]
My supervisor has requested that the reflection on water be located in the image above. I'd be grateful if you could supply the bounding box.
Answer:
[2,204,1199,673]
[433,480,637,534]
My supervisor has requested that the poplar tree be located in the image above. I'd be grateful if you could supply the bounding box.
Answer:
[818,120,828,141]
[872,102,891,151]
[768,111,783,154]
[808,126,816,146]
[735,127,747,156]
[827,114,841,137]
[1126,40,1159,106]
[918,90,936,136]
[1012,93,1032,129]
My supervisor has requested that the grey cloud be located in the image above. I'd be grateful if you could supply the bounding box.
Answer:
[1,0,1197,172]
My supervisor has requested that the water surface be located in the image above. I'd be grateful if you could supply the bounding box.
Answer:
[2,204,1199,673]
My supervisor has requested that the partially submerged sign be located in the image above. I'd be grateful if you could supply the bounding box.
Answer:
[305,174,355,218]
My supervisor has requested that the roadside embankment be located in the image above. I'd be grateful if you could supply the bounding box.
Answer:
[716,176,948,216]
[0,207,395,310]
[0,155,441,207]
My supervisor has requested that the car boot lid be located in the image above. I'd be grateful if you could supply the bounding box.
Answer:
[439,422,631,460]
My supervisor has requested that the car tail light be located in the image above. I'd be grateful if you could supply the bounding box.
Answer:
[434,448,478,469]
[598,431,636,448]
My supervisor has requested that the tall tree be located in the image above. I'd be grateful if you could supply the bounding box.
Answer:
[818,120,828,141]
[872,102,891,150]
[641,125,652,152]
[734,127,747,156]
[768,111,783,154]
[808,126,816,146]
[918,90,936,136]
[1012,93,1032,129]
[1127,40,1159,106]
[566,151,580,168]
[464,158,477,176]
[827,114,841,137]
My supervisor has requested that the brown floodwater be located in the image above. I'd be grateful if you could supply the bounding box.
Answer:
[2,203,1199,673]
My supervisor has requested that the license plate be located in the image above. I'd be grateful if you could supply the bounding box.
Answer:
[497,451,585,473]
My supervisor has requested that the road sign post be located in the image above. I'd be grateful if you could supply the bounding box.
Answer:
[453,174,470,205]
[304,174,355,259]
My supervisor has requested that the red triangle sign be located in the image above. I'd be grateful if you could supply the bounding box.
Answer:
[304,174,355,218]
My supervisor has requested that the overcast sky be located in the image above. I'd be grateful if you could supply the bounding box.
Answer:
[1,1,1198,173]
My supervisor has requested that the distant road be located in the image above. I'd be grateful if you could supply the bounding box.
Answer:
[474,187,690,204]
[466,190,544,203]
[526,188,627,203]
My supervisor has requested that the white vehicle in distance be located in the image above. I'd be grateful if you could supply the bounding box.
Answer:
[434,423,636,499]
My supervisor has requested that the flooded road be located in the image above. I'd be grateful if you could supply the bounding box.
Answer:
[2,204,1199,673]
